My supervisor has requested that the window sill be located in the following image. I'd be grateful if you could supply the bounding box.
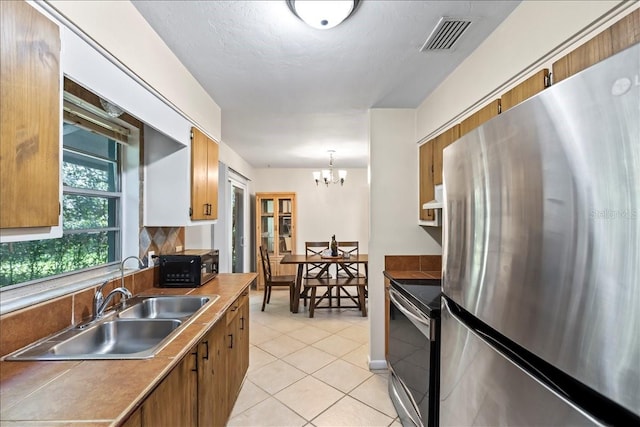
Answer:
[0,267,137,316]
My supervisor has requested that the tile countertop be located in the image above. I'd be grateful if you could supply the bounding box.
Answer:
[383,270,441,281]
[0,272,256,426]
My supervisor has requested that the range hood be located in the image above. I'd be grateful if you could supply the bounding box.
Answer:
[422,200,443,209]
[421,184,443,227]
[423,184,444,210]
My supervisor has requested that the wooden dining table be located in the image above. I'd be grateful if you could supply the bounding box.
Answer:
[280,253,368,313]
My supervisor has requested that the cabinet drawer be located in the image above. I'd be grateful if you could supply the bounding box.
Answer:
[226,289,248,325]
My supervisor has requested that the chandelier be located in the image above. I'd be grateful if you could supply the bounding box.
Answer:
[313,150,347,186]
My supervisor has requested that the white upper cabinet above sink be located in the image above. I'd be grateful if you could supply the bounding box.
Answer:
[144,125,219,226]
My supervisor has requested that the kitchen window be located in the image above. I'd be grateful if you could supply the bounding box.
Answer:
[0,121,123,289]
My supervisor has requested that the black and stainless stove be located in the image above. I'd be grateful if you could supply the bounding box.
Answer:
[388,278,441,427]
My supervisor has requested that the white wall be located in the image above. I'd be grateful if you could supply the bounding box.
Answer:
[416,0,634,140]
[368,109,440,368]
[48,0,221,142]
[252,168,369,252]
[46,0,257,256]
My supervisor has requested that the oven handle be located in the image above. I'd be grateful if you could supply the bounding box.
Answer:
[389,369,424,427]
[389,287,433,341]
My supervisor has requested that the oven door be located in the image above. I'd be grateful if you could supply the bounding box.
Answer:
[388,286,436,427]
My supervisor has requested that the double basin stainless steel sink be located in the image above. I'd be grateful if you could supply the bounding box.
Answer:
[4,294,219,361]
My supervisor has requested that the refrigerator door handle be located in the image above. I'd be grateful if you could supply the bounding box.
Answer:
[389,288,432,340]
[442,297,602,425]
[442,297,565,397]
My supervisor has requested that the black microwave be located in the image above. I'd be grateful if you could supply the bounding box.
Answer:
[159,249,219,288]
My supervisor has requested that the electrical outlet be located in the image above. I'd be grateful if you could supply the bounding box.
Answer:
[147,251,155,266]
[176,245,183,252]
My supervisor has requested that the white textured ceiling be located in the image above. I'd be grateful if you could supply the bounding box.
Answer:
[132,1,520,168]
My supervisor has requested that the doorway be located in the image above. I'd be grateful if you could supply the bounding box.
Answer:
[229,171,249,273]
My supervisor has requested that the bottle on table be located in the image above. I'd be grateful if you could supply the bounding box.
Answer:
[330,235,338,256]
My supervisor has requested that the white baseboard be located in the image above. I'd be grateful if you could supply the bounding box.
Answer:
[368,358,388,371]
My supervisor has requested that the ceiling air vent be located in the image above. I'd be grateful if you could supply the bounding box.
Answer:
[420,17,472,52]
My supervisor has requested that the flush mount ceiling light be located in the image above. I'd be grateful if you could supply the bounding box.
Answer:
[313,150,347,186]
[287,0,360,30]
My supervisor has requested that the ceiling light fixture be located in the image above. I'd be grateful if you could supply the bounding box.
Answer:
[286,0,360,30]
[313,150,347,186]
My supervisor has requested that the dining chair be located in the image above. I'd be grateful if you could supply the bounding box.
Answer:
[259,245,295,312]
[335,241,367,314]
[304,241,367,318]
[301,241,332,307]
[336,241,365,278]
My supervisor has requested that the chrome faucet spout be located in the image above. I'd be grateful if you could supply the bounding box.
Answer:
[120,255,145,289]
[94,287,133,319]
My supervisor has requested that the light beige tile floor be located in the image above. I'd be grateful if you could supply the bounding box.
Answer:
[228,289,400,427]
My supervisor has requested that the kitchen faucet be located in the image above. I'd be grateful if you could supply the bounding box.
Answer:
[92,281,133,320]
[91,256,145,321]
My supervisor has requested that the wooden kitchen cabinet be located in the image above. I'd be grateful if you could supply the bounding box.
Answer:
[419,141,435,221]
[418,125,459,223]
[500,70,549,113]
[255,192,297,288]
[459,99,501,137]
[226,289,250,412]
[191,127,219,220]
[0,1,60,229]
[140,348,198,427]
[433,125,460,186]
[119,288,251,427]
[197,319,228,427]
[552,9,639,83]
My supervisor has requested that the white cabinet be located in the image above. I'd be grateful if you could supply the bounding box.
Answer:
[144,125,219,226]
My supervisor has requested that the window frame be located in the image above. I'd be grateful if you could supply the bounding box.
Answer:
[0,96,140,315]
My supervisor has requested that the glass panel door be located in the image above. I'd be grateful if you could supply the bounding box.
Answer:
[231,184,244,273]
[278,198,292,254]
[260,198,275,255]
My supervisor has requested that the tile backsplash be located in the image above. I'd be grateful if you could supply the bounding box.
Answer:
[139,227,185,265]
[384,255,442,272]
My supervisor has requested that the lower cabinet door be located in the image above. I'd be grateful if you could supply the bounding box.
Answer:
[198,320,228,427]
[141,350,198,426]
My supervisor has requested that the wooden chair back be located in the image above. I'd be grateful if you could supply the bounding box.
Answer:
[337,241,364,278]
[304,241,331,279]
[259,245,295,312]
[259,245,273,281]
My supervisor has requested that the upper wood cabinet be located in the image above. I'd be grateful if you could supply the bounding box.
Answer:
[418,125,459,222]
[0,1,60,229]
[459,99,501,137]
[433,125,460,186]
[419,141,435,221]
[553,9,640,83]
[190,127,219,221]
[500,70,549,113]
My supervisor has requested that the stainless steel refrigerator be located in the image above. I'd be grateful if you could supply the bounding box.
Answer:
[440,42,640,425]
